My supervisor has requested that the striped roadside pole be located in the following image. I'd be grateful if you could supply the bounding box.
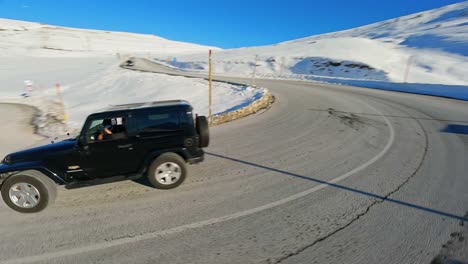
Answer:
[55,83,68,129]
[208,50,213,124]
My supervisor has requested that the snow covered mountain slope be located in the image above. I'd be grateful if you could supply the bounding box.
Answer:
[0,20,262,132]
[0,18,219,56]
[0,57,264,130]
[164,2,467,86]
[282,2,468,56]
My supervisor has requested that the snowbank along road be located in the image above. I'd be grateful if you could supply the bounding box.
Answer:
[0,61,467,264]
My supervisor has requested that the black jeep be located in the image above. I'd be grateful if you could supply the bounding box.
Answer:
[0,100,209,213]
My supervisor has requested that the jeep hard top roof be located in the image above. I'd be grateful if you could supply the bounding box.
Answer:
[91,100,192,116]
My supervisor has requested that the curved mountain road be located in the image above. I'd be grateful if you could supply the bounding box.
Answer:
[0,61,467,263]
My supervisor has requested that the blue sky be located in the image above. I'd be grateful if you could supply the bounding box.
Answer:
[0,0,464,48]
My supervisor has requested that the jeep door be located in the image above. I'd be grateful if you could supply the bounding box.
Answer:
[81,115,137,178]
[130,108,185,168]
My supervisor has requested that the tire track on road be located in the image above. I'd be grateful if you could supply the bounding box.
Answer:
[273,98,430,264]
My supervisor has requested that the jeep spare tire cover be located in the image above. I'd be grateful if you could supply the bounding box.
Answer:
[196,116,210,148]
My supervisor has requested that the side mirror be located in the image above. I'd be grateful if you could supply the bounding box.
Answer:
[76,137,90,151]
[77,135,86,147]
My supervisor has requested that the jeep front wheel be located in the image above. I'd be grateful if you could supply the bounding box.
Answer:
[147,153,187,189]
[1,170,56,213]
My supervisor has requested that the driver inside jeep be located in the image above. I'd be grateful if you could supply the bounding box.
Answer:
[98,119,113,140]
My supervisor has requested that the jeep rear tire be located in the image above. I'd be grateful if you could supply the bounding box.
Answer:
[196,115,210,148]
[147,153,187,189]
[1,170,57,213]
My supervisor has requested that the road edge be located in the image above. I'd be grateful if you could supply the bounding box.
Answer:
[120,58,276,126]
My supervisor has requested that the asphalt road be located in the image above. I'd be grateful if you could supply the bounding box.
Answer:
[0,60,467,264]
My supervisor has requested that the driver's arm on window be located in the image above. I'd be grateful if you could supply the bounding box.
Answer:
[97,127,113,140]
[104,128,113,135]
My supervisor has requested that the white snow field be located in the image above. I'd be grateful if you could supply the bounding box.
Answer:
[0,57,264,129]
[0,19,263,130]
[151,2,468,99]
[0,18,220,56]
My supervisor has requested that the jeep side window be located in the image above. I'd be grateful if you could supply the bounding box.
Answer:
[86,117,128,142]
[134,110,181,135]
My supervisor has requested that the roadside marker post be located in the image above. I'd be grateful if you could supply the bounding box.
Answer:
[23,80,34,97]
[55,83,68,127]
[24,80,33,92]
[280,56,286,77]
[252,54,259,87]
[404,55,415,83]
[209,50,213,124]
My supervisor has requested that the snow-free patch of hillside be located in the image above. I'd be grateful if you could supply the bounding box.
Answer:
[156,2,468,86]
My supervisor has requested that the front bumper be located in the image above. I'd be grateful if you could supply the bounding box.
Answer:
[185,147,205,165]
[0,163,14,186]
[188,155,204,164]
[0,162,10,173]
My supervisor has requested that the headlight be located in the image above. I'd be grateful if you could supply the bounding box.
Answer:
[2,155,11,165]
